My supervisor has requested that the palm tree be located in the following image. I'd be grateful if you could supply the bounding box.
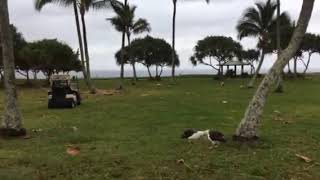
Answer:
[171,0,177,80]
[236,0,289,88]
[126,14,151,82]
[235,0,315,140]
[35,0,112,93]
[274,0,284,93]
[171,0,210,80]
[108,1,151,82]
[0,0,25,136]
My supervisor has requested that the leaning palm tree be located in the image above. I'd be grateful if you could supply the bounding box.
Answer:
[108,1,151,82]
[235,0,315,140]
[171,0,210,80]
[236,0,290,88]
[0,0,25,136]
[35,0,112,93]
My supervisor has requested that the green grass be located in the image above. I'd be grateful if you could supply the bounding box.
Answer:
[0,76,320,180]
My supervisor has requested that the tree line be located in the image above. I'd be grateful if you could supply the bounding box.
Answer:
[190,0,320,88]
[115,36,180,80]
[0,25,81,82]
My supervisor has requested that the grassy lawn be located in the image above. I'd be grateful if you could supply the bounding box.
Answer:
[0,76,320,180]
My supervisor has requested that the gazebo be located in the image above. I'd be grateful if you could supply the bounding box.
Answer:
[218,61,252,77]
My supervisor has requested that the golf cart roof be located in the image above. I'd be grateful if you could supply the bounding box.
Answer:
[50,75,71,81]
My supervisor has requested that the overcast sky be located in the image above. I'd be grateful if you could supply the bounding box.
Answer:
[7,0,320,72]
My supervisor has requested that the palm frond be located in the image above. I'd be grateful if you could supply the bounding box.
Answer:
[34,0,73,11]
[90,0,116,10]
[107,16,125,32]
[236,20,261,40]
[243,7,262,28]
[132,18,151,34]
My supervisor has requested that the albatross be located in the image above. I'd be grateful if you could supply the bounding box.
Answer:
[204,130,226,145]
[181,129,227,145]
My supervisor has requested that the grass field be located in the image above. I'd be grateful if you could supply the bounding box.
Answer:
[0,76,320,180]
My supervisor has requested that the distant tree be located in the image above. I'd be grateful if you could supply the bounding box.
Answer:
[240,49,260,74]
[21,39,81,80]
[35,0,113,93]
[18,45,43,80]
[235,0,315,140]
[267,24,319,76]
[0,0,24,136]
[171,0,211,80]
[10,26,32,81]
[109,2,151,82]
[0,25,27,81]
[107,0,127,84]
[190,36,242,78]
[115,36,179,80]
[236,0,291,88]
[300,33,320,74]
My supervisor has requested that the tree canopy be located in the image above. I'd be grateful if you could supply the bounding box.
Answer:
[115,36,179,79]
[21,39,81,78]
[1,27,82,80]
[190,36,243,72]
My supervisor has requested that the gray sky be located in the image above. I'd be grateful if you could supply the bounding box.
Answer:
[7,0,320,72]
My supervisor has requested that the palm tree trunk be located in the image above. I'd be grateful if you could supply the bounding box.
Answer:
[156,65,159,77]
[119,0,128,83]
[126,33,137,82]
[274,0,284,93]
[171,0,177,80]
[132,62,137,82]
[0,0,25,135]
[120,31,125,80]
[80,8,95,94]
[234,0,314,140]
[274,73,284,92]
[248,49,266,88]
[73,0,90,88]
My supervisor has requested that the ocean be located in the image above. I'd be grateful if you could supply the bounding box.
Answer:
[14,67,320,79]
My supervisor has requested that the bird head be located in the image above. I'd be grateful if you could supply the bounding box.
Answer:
[181,129,196,139]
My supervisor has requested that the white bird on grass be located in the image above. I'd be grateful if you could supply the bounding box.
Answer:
[181,129,227,146]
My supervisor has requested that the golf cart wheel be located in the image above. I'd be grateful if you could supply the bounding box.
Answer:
[48,101,53,109]
[69,100,76,108]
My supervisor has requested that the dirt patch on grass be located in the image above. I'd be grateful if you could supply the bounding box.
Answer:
[84,89,122,96]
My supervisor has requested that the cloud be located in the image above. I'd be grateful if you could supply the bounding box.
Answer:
[8,0,320,72]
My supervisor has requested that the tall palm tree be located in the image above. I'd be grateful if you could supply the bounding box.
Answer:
[274,0,284,93]
[236,0,289,88]
[171,0,210,80]
[121,0,127,82]
[35,0,112,93]
[171,0,177,80]
[0,0,25,136]
[235,0,315,140]
[108,1,151,82]
[126,15,151,82]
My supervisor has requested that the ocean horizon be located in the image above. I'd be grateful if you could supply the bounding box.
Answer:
[14,67,320,79]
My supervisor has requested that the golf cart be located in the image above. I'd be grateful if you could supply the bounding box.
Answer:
[48,75,81,108]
